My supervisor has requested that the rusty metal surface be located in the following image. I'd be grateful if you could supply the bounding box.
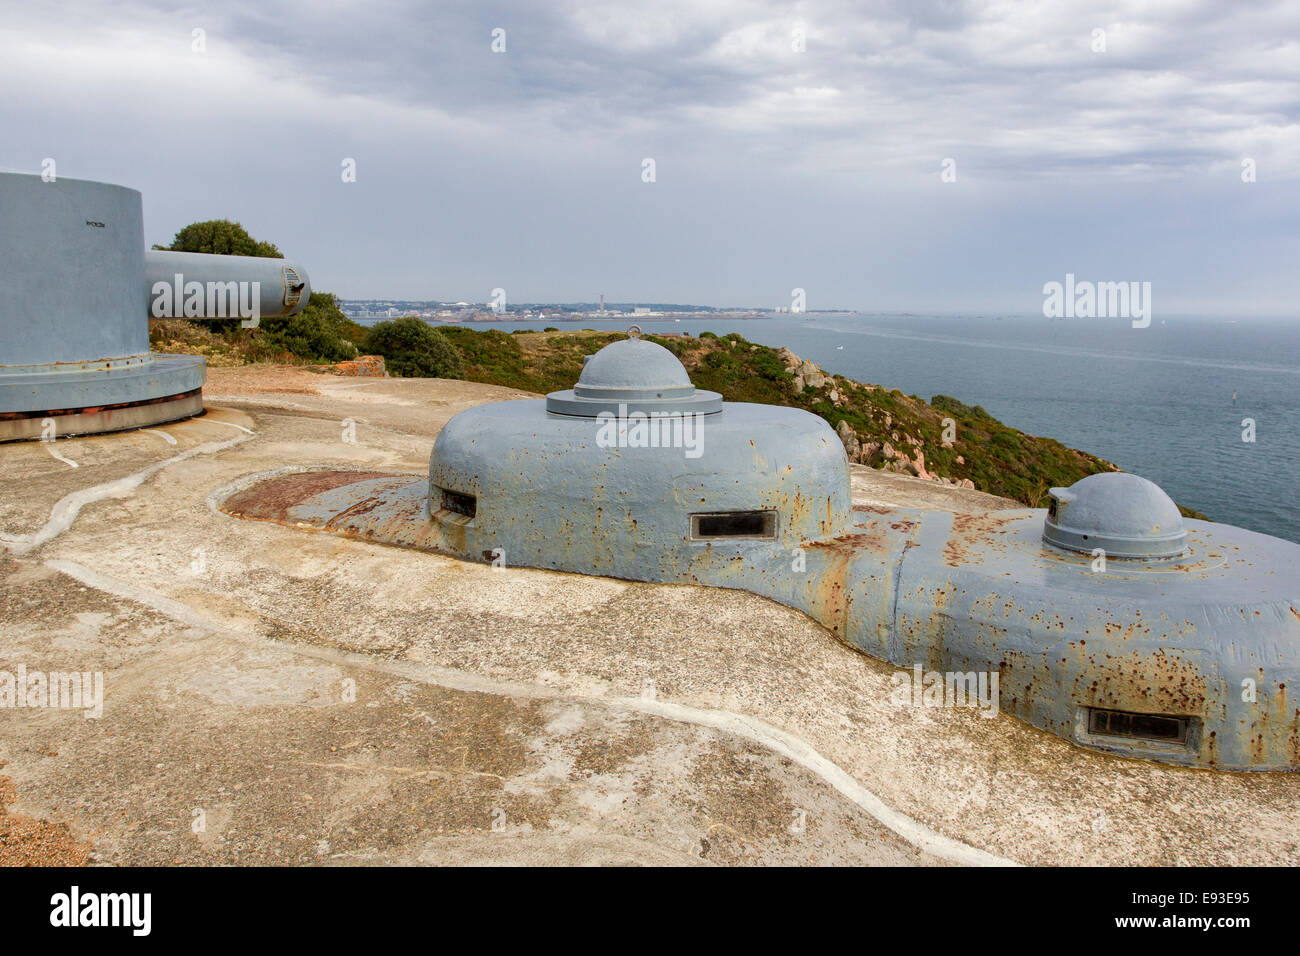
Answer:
[221,470,399,524]
[212,340,1300,771]
[426,398,853,585]
[891,509,1300,770]
[218,458,1300,771]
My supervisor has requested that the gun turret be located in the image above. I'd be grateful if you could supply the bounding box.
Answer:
[0,170,311,441]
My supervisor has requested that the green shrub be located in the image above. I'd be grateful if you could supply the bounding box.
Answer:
[253,292,358,363]
[931,394,998,424]
[362,317,464,378]
[155,219,282,258]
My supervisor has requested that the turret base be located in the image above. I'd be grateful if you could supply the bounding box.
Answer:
[0,353,206,441]
[0,388,204,442]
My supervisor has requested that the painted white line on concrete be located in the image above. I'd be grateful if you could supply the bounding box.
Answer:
[141,428,178,446]
[43,442,79,468]
[201,419,255,435]
[622,698,1016,866]
[42,557,1017,867]
[0,431,254,556]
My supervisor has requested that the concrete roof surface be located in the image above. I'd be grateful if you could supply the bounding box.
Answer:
[0,366,1296,866]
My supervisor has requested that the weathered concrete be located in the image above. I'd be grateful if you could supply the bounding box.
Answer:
[0,367,1297,865]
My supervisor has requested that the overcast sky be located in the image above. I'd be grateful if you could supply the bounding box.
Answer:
[3,0,1297,313]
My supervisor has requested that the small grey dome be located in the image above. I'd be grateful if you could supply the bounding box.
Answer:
[1043,472,1187,559]
[578,338,693,393]
[546,335,722,417]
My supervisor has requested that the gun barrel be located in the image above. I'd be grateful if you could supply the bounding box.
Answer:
[145,250,311,325]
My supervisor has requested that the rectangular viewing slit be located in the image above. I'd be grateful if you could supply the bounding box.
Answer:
[1088,707,1191,745]
[691,511,777,540]
[439,488,476,519]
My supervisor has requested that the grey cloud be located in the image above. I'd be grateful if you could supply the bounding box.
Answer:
[0,0,1296,309]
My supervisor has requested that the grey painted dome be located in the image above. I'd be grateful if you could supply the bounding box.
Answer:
[546,336,722,417]
[581,338,692,391]
[1043,472,1187,559]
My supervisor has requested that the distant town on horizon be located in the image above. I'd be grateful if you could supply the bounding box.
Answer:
[338,298,854,323]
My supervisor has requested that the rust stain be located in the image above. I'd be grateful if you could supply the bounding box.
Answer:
[221,470,394,522]
[809,547,852,640]
[323,494,386,530]
[805,530,890,556]
[944,511,1022,567]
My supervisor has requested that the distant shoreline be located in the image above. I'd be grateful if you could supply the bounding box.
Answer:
[345,311,858,327]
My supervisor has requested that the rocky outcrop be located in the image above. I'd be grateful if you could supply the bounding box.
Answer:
[797,359,827,390]
[782,347,976,490]
[827,398,971,487]
[325,355,387,377]
[782,348,830,395]
[835,420,860,460]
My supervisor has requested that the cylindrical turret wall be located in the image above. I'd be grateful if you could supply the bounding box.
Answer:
[0,169,205,439]
[0,172,149,365]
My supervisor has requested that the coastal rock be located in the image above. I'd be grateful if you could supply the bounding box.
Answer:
[798,359,827,389]
[904,449,934,481]
[835,420,860,459]
[777,347,800,370]
[325,355,386,377]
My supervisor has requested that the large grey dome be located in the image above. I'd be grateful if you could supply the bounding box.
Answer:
[579,338,693,391]
[1043,472,1187,559]
[546,334,722,417]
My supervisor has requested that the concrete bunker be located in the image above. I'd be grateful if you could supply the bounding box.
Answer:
[218,332,1300,771]
[0,171,310,441]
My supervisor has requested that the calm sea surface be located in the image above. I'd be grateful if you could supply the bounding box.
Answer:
[440,313,1300,544]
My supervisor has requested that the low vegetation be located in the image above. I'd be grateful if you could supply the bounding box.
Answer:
[362,317,463,378]
[153,218,284,259]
